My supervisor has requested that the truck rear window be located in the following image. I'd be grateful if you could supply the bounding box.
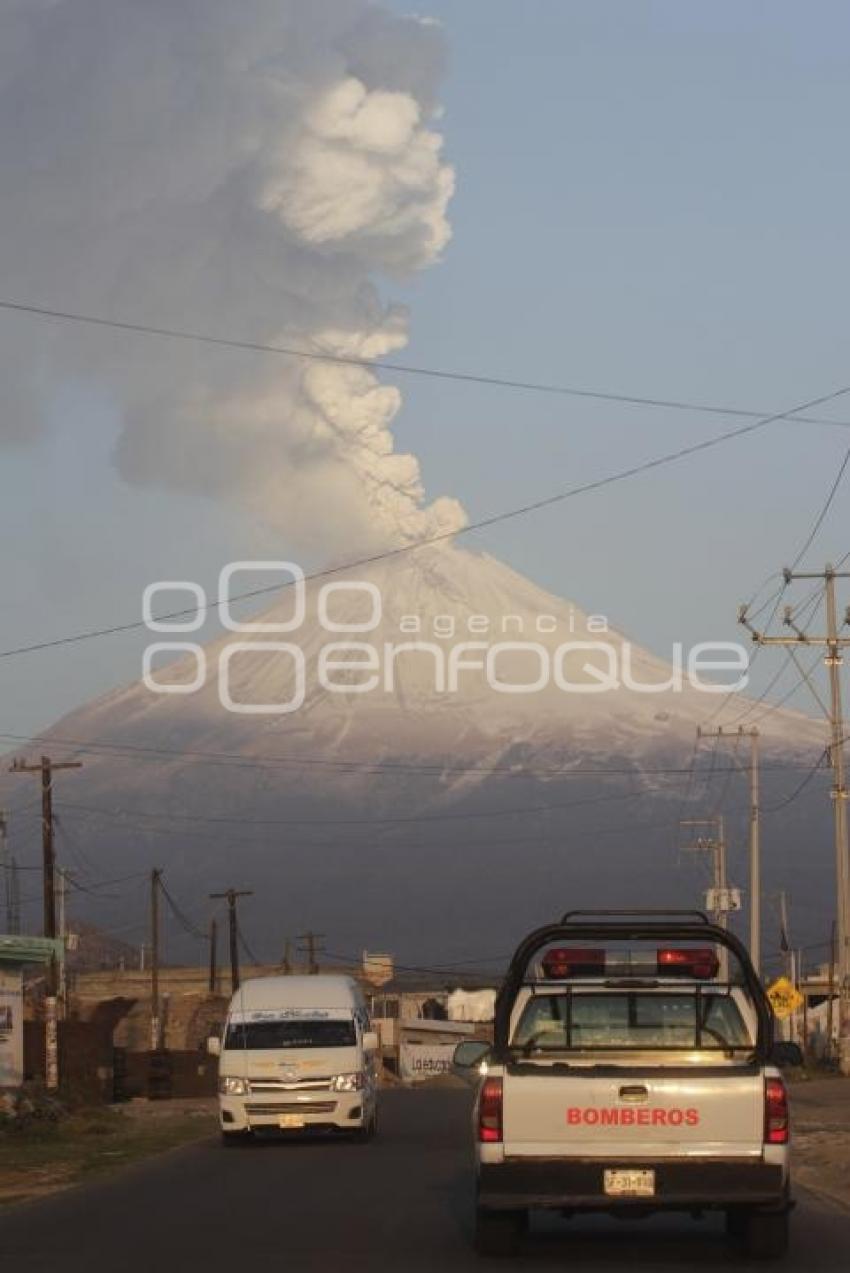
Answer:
[225,1020,356,1050]
[512,992,752,1052]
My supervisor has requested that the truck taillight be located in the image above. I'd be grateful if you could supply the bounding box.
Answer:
[542,947,605,978]
[764,1077,789,1144]
[478,1077,503,1143]
[657,947,719,979]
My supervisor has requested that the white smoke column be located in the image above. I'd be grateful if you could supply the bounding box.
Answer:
[0,0,467,554]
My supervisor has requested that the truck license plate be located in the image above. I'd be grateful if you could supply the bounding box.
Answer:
[278,1114,305,1129]
[604,1168,655,1197]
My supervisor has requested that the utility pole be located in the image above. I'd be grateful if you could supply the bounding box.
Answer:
[778,890,793,983]
[681,816,729,928]
[740,564,850,1072]
[298,931,325,975]
[827,919,837,1059]
[150,868,162,1050]
[282,938,292,975]
[208,917,219,995]
[9,755,82,1089]
[9,856,20,934]
[57,866,68,1015]
[209,889,253,992]
[0,809,9,933]
[697,725,762,974]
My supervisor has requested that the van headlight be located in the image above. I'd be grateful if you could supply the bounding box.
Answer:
[330,1072,365,1092]
[219,1076,250,1096]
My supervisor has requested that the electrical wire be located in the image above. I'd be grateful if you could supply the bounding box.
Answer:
[704,451,850,730]
[158,876,207,941]
[789,448,850,572]
[3,296,850,427]
[713,728,743,813]
[237,923,262,968]
[762,750,829,813]
[0,730,826,779]
[4,383,850,660]
[57,788,650,829]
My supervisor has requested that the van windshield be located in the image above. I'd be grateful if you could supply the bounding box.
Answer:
[225,1020,356,1050]
[512,992,752,1052]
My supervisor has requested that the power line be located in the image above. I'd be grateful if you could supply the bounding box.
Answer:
[158,876,207,941]
[54,770,813,831]
[703,451,850,731]
[762,751,829,813]
[4,296,850,427]
[790,448,850,572]
[57,788,648,829]
[4,383,850,660]
[0,729,825,779]
[237,923,262,968]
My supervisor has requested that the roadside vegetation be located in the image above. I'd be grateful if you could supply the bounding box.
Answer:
[0,1086,215,1206]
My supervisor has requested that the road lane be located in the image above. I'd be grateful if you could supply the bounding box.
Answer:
[1,1089,849,1271]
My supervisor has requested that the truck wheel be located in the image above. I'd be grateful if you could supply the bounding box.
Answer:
[725,1208,747,1239]
[474,1208,524,1257]
[744,1212,789,1259]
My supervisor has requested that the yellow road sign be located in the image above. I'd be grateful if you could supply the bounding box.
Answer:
[766,975,804,1019]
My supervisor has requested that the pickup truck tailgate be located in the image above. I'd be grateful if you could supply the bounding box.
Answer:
[502,1069,764,1159]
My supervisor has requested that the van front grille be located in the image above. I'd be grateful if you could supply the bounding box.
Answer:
[248,1077,332,1092]
[246,1101,337,1116]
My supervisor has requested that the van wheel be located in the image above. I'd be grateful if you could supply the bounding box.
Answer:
[352,1108,378,1143]
[221,1130,251,1148]
[743,1211,789,1259]
[474,1208,524,1257]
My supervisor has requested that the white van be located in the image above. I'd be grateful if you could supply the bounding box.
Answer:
[208,975,379,1143]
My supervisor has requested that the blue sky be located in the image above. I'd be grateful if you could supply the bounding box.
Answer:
[3,0,850,735]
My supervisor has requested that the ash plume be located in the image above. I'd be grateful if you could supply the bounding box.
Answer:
[0,0,467,555]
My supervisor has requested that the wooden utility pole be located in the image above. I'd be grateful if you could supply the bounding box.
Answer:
[298,931,325,975]
[0,809,8,933]
[741,564,850,1071]
[827,919,837,1059]
[681,816,729,928]
[9,755,82,1089]
[208,917,219,995]
[282,938,292,974]
[150,868,162,1050]
[697,726,762,974]
[209,889,253,992]
[8,856,20,934]
[57,866,68,1014]
[778,890,792,979]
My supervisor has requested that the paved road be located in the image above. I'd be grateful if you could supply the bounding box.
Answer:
[1,1089,850,1271]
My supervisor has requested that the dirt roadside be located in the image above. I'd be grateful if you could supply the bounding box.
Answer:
[0,1098,216,1207]
[791,1077,850,1210]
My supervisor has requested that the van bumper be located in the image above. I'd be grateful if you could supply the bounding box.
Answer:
[478,1159,789,1213]
[220,1092,369,1133]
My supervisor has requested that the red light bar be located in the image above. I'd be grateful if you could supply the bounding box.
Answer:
[542,948,605,978]
[657,947,719,979]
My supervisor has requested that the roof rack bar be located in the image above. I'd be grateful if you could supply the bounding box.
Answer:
[560,908,710,924]
[493,918,771,1060]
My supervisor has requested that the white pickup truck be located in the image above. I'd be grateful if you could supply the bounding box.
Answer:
[454,910,800,1260]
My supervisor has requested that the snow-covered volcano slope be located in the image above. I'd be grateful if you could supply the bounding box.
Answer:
[45,544,821,794]
[2,547,830,962]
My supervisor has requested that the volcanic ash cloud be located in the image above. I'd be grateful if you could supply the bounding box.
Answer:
[0,0,467,555]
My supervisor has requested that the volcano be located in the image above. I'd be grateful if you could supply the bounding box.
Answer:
[1,548,832,966]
